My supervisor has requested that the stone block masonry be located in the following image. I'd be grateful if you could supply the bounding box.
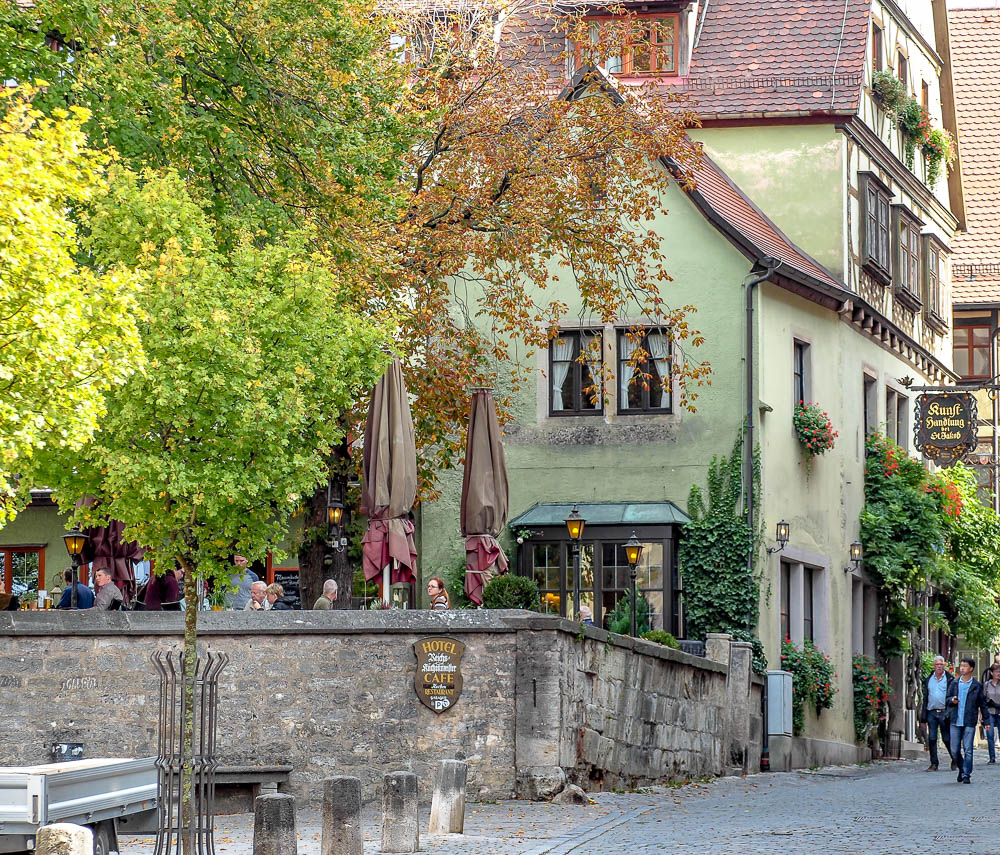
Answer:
[0,611,761,805]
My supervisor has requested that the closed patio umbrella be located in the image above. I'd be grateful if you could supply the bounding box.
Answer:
[77,497,144,605]
[361,356,418,601]
[461,389,509,605]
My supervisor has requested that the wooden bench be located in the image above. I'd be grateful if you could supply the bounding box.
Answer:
[214,765,293,813]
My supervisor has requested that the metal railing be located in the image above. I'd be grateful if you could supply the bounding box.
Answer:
[152,650,228,855]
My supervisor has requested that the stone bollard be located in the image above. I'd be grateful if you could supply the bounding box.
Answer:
[321,776,362,855]
[254,793,297,855]
[35,824,93,855]
[381,771,419,853]
[427,759,468,836]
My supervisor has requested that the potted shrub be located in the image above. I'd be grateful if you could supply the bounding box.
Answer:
[871,70,906,117]
[897,98,930,170]
[922,127,956,187]
[482,574,541,610]
[793,401,838,473]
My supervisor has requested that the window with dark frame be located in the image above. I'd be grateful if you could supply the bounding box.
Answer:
[871,23,883,72]
[581,14,680,77]
[549,330,602,415]
[863,374,877,435]
[897,52,908,90]
[617,328,672,414]
[953,324,992,380]
[896,392,908,449]
[803,569,814,642]
[530,543,562,615]
[886,388,898,443]
[793,340,809,405]
[0,547,43,602]
[780,561,791,642]
[921,80,929,110]
[924,237,946,324]
[862,174,892,281]
[895,209,922,305]
[519,529,680,636]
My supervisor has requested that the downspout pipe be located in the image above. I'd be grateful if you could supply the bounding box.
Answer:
[744,257,780,772]
[744,258,780,547]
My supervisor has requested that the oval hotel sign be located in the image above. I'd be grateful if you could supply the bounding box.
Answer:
[914,392,978,466]
[413,636,465,714]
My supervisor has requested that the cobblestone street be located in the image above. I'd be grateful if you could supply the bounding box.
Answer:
[121,759,1000,855]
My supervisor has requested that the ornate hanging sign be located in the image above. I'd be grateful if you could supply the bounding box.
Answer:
[413,636,465,713]
[913,392,979,465]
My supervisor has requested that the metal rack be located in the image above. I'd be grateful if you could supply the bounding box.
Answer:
[152,650,228,855]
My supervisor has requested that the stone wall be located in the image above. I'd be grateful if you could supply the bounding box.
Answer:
[515,628,762,797]
[0,611,761,805]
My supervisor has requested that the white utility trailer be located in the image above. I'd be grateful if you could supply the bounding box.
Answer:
[0,757,158,854]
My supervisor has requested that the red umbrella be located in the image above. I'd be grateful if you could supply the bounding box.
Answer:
[461,389,509,605]
[360,357,418,597]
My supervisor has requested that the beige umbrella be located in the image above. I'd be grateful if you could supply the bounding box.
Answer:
[361,356,418,601]
[461,389,509,605]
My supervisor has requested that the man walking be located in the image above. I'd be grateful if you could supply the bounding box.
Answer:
[947,657,989,783]
[312,579,338,610]
[919,655,954,771]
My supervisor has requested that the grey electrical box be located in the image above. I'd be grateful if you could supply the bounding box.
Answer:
[767,670,793,736]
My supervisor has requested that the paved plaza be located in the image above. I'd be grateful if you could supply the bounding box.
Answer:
[120,759,1000,855]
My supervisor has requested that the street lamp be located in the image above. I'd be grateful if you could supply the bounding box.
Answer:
[766,520,790,554]
[326,482,346,553]
[844,541,863,573]
[624,531,643,637]
[564,504,585,620]
[62,529,88,609]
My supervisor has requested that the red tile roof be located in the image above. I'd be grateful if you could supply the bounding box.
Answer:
[667,0,870,118]
[949,7,1000,304]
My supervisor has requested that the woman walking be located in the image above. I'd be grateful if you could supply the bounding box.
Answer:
[983,664,1000,763]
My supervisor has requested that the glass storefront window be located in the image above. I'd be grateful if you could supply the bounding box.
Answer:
[532,544,561,615]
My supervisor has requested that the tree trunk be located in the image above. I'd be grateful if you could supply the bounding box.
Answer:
[181,559,199,855]
[298,440,354,610]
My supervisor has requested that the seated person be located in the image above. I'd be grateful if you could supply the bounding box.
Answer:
[92,568,124,611]
[56,569,95,609]
[266,583,296,610]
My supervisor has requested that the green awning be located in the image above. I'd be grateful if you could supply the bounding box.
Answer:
[508,501,691,528]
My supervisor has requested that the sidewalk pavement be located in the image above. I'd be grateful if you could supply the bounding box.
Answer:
[120,759,1000,855]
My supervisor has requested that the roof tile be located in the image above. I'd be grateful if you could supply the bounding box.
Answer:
[665,0,870,117]
[949,8,1000,304]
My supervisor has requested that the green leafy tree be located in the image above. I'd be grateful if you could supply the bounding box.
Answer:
[860,435,1000,657]
[35,170,390,849]
[0,90,142,523]
[936,463,1000,648]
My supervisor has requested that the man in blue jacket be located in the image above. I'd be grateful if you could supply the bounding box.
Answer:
[55,568,95,609]
[919,655,954,771]
[947,657,990,783]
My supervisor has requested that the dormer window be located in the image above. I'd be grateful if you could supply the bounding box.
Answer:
[581,14,680,77]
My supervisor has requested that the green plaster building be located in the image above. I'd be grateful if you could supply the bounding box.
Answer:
[417,0,965,766]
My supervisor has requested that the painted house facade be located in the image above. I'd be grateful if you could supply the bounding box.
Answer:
[416,0,965,763]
